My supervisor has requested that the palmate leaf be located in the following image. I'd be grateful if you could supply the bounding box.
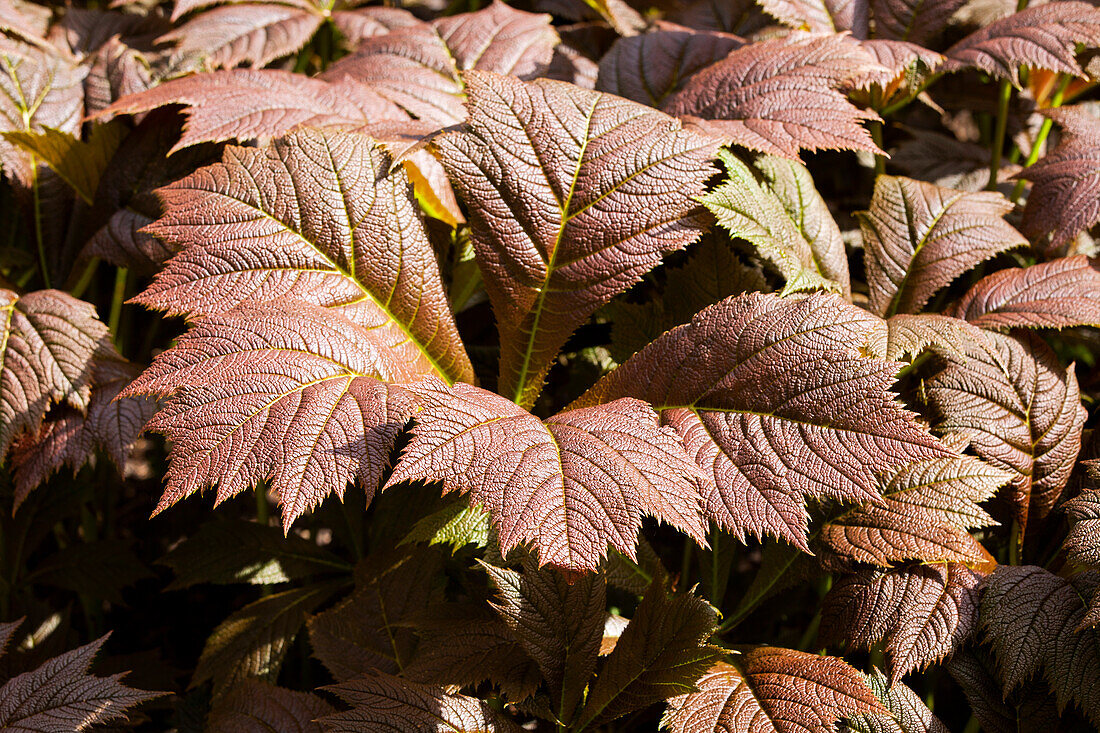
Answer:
[948,648,1068,733]
[575,583,721,728]
[386,378,708,573]
[820,454,1005,565]
[980,565,1100,725]
[321,670,521,733]
[1019,107,1100,251]
[160,3,323,70]
[662,647,883,733]
[925,329,1086,530]
[0,289,109,459]
[435,70,721,408]
[821,563,982,682]
[874,313,984,362]
[944,1,1100,87]
[122,303,419,528]
[102,70,408,154]
[320,2,559,127]
[952,255,1100,330]
[206,680,334,733]
[858,175,1027,317]
[134,129,471,383]
[573,292,949,551]
[595,23,744,108]
[484,562,604,721]
[663,33,886,159]
[0,624,160,731]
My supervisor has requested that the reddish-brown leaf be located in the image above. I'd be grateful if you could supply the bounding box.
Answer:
[596,23,744,108]
[386,378,708,574]
[822,563,982,682]
[433,1,558,79]
[820,454,1005,565]
[435,71,720,408]
[926,329,1086,530]
[135,128,472,384]
[0,628,160,731]
[759,0,869,36]
[160,4,322,70]
[574,292,949,551]
[952,255,1100,330]
[944,2,1100,86]
[858,175,1027,317]
[871,0,965,43]
[980,565,1100,725]
[663,33,886,159]
[0,289,109,458]
[101,69,407,153]
[1065,490,1100,568]
[123,302,418,529]
[1019,107,1100,251]
[662,648,883,733]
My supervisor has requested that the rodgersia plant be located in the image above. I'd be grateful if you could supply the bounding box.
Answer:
[1,0,1100,729]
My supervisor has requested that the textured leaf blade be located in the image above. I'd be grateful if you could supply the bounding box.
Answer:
[821,454,1005,565]
[137,128,472,384]
[980,565,1100,725]
[662,648,883,733]
[953,255,1100,329]
[926,329,1086,530]
[759,0,868,35]
[387,378,708,573]
[0,289,109,458]
[843,669,949,733]
[871,0,965,43]
[663,34,885,159]
[574,292,949,551]
[3,122,124,204]
[160,4,322,70]
[207,680,334,733]
[484,562,604,721]
[701,150,841,295]
[595,24,744,108]
[124,302,418,529]
[576,584,721,728]
[944,2,1100,86]
[1019,107,1100,251]
[0,631,160,732]
[1065,490,1100,567]
[822,563,982,682]
[435,70,721,408]
[322,670,520,732]
[432,1,558,79]
[859,175,1027,317]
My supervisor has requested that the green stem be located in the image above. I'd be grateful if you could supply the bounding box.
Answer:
[108,267,127,347]
[1008,518,1022,565]
[70,258,100,299]
[256,486,270,527]
[718,546,799,634]
[1010,74,1073,203]
[869,120,886,177]
[29,156,50,288]
[963,715,981,733]
[987,78,1013,190]
[680,535,694,587]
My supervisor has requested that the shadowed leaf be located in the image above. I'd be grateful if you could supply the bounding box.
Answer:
[3,122,124,204]
[435,70,720,408]
[207,680,334,733]
[871,0,965,43]
[843,669,949,733]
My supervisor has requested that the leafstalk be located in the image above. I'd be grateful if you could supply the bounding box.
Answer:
[1010,74,1073,203]
[869,120,886,177]
[108,267,128,347]
[987,78,1014,190]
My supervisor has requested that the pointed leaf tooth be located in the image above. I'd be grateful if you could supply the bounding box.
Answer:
[387,378,708,574]
[953,255,1100,330]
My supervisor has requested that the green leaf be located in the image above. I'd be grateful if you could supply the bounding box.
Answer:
[3,122,125,204]
[700,150,841,296]
[159,519,351,589]
[576,583,721,729]
[484,561,606,723]
[193,580,343,696]
[400,500,490,554]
